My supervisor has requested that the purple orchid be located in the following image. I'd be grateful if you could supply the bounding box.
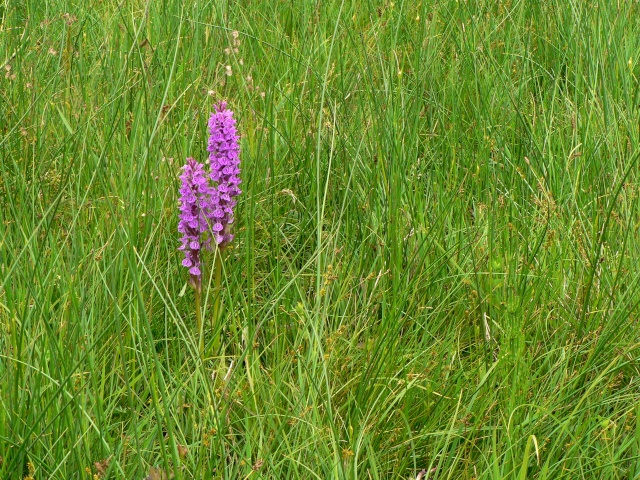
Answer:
[207,101,241,248]
[178,157,211,290]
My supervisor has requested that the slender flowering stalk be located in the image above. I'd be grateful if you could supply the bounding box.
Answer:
[207,101,241,353]
[177,102,241,356]
[178,157,211,354]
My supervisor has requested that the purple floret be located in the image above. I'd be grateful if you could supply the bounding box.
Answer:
[207,101,241,248]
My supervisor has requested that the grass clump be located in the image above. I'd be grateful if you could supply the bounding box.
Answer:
[2,0,640,478]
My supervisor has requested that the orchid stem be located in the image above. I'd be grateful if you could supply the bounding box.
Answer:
[212,248,223,355]
[195,286,203,357]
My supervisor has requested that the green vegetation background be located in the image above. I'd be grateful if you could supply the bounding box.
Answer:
[2,0,640,478]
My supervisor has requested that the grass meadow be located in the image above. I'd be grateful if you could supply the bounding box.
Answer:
[2,0,640,478]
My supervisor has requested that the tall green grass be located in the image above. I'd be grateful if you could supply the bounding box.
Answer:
[2,0,640,478]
